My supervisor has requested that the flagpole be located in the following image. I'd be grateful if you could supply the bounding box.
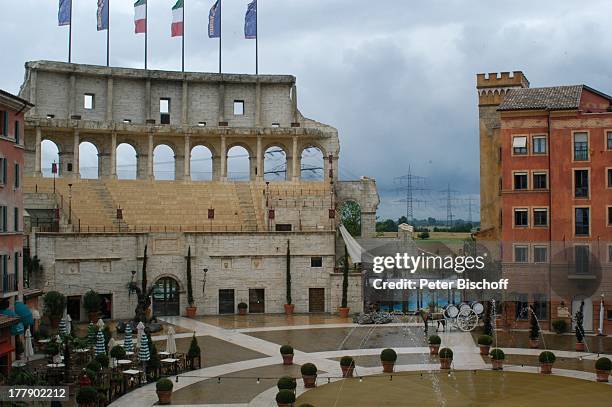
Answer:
[68,0,73,63]
[145,1,148,70]
[255,0,258,75]
[106,0,110,67]
[219,0,222,74]
[182,0,185,72]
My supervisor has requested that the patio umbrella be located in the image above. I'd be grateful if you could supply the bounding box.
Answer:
[24,328,34,361]
[165,326,177,354]
[136,322,145,349]
[97,318,105,330]
[138,332,150,363]
[65,314,72,335]
[107,337,117,350]
[123,323,134,352]
[599,296,605,335]
[58,318,67,337]
[87,323,96,347]
[95,330,106,355]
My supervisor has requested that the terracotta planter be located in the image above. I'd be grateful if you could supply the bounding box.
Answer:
[282,353,294,365]
[440,358,452,369]
[302,374,317,388]
[596,369,610,382]
[87,312,99,323]
[277,403,294,407]
[479,345,490,356]
[429,345,440,355]
[528,339,539,349]
[341,365,354,378]
[284,304,295,316]
[575,342,585,352]
[540,362,553,374]
[382,361,395,373]
[339,307,350,318]
[156,390,172,405]
[186,306,197,318]
[491,359,504,370]
[238,308,247,315]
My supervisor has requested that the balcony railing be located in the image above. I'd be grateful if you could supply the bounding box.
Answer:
[1,273,16,294]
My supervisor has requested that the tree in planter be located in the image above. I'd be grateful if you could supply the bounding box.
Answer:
[280,344,294,365]
[339,245,350,317]
[277,376,297,391]
[380,348,397,373]
[284,241,293,315]
[187,333,201,369]
[539,351,556,374]
[483,301,493,337]
[489,348,505,370]
[477,335,493,355]
[185,246,195,316]
[128,245,154,323]
[276,389,296,406]
[83,290,102,322]
[428,335,441,355]
[300,363,318,388]
[42,291,66,328]
[575,301,585,351]
[439,348,453,369]
[156,378,174,405]
[552,319,568,334]
[340,356,355,377]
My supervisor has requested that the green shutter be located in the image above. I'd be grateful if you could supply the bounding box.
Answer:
[2,159,6,185]
[14,121,19,144]
[14,163,19,188]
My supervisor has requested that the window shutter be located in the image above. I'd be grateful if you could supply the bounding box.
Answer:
[2,159,6,185]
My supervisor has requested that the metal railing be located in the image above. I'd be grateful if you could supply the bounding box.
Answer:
[1,273,16,293]
[35,223,335,234]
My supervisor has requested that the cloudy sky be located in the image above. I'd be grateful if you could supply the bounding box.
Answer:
[2,0,612,221]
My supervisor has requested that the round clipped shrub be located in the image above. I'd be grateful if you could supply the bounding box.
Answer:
[552,319,568,334]
[595,357,612,371]
[280,344,294,355]
[380,348,397,362]
[340,356,355,367]
[439,348,453,359]
[489,348,505,360]
[300,362,317,376]
[95,354,109,368]
[478,335,493,346]
[76,386,99,404]
[539,351,556,364]
[276,389,296,404]
[86,360,101,372]
[237,302,248,309]
[277,376,297,391]
[83,290,102,314]
[428,335,441,345]
[110,345,126,360]
[46,342,60,356]
[156,378,174,392]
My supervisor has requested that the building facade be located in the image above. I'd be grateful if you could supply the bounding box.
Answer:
[477,72,612,333]
[0,89,32,373]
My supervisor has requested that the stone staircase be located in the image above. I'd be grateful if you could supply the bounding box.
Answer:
[234,183,259,232]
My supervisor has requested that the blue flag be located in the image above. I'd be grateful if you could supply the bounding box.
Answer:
[244,0,257,39]
[97,0,109,31]
[208,0,221,38]
[58,0,71,26]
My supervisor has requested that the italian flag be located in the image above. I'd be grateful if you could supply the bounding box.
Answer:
[134,0,146,34]
[171,0,184,37]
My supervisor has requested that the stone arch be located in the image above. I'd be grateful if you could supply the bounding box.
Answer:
[153,144,176,180]
[227,144,252,181]
[300,145,324,181]
[41,139,61,177]
[151,275,182,317]
[337,199,362,237]
[263,143,288,181]
[116,142,138,180]
[190,145,214,181]
[335,179,380,238]
[78,141,99,179]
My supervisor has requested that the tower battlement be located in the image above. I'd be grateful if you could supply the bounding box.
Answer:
[476,71,529,89]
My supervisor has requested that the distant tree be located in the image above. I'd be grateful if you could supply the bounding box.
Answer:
[417,231,430,240]
[397,216,409,225]
[376,219,397,232]
[427,217,436,226]
[340,201,361,237]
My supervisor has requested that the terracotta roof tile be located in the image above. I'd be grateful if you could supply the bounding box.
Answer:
[498,85,583,111]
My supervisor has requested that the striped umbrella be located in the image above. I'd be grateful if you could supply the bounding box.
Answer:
[123,323,134,352]
[95,330,106,355]
[138,331,150,362]
[58,318,67,337]
[87,323,96,347]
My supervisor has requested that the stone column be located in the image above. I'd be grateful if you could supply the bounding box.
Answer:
[145,78,152,121]
[110,132,117,179]
[182,81,189,125]
[292,136,299,182]
[218,83,225,124]
[184,135,191,181]
[256,136,263,181]
[73,130,80,179]
[291,84,299,124]
[147,133,154,179]
[220,136,227,180]
[255,80,262,126]
[69,74,76,119]
[34,127,42,177]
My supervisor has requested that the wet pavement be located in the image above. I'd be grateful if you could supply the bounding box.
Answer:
[480,353,598,373]
[471,330,612,354]
[196,313,352,329]
[247,326,428,352]
[172,335,267,367]
[330,353,438,368]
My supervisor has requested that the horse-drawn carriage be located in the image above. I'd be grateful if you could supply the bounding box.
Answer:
[429,302,484,332]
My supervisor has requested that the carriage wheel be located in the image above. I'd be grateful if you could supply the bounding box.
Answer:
[457,309,478,331]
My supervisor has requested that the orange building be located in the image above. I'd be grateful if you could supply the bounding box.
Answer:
[494,82,612,333]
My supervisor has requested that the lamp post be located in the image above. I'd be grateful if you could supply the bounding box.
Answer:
[202,269,208,294]
[68,183,73,225]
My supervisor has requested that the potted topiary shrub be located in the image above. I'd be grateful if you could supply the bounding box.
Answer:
[428,335,441,355]
[238,302,248,316]
[284,241,295,316]
[595,357,611,382]
[380,348,397,373]
[339,246,350,318]
[110,345,126,361]
[300,362,318,388]
[185,246,197,317]
[439,348,453,369]
[276,389,296,407]
[187,334,201,369]
[280,345,294,365]
[528,308,540,349]
[340,356,355,378]
[95,354,109,369]
[42,291,66,328]
[552,319,568,334]
[539,351,556,374]
[156,378,174,405]
[83,290,101,323]
[575,304,585,352]
[489,348,505,370]
[76,386,99,407]
[277,376,297,392]
[477,335,493,356]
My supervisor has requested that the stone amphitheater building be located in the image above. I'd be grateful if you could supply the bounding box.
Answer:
[19,61,379,320]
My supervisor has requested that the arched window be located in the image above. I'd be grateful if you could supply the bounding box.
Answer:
[154,144,175,180]
[300,146,324,181]
[79,141,99,179]
[41,139,60,177]
[191,145,213,181]
[116,143,137,180]
[338,200,361,237]
[152,277,180,316]
[227,145,250,181]
[264,146,287,181]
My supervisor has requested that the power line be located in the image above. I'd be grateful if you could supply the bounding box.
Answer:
[393,165,428,224]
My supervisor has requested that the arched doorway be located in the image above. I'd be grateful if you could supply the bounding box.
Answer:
[191,145,213,181]
[300,146,324,181]
[79,141,99,179]
[152,277,180,317]
[154,144,175,180]
[41,139,60,177]
[227,145,250,181]
[264,145,287,181]
[116,143,137,180]
[338,200,361,237]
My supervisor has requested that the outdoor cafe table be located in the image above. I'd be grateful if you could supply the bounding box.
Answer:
[46,364,65,385]
[161,358,179,376]
[117,359,132,369]
[75,348,90,364]
[158,351,171,357]
[122,369,144,391]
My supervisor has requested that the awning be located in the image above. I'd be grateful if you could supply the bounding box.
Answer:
[339,225,374,264]
[14,302,34,328]
[0,309,24,336]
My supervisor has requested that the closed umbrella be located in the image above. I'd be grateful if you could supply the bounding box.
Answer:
[138,332,150,363]
[123,323,134,352]
[97,318,105,330]
[165,326,177,355]
[136,322,145,349]
[87,323,96,347]
[24,328,34,361]
[599,296,605,336]
[95,330,106,355]
[65,314,72,335]
[107,337,117,350]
